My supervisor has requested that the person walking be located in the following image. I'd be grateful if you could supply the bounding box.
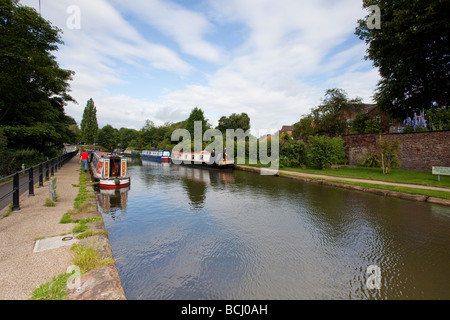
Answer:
[79,150,89,172]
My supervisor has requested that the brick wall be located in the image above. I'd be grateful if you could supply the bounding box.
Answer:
[342,130,450,172]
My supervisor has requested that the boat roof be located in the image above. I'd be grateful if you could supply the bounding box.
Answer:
[94,152,122,158]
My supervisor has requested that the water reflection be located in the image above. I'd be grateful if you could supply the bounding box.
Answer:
[97,186,129,220]
[100,162,450,300]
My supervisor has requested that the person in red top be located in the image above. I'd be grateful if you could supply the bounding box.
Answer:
[79,150,89,172]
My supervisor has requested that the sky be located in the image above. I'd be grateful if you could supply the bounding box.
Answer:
[21,0,380,134]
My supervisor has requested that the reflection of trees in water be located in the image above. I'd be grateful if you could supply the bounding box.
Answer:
[182,178,207,210]
[177,166,235,210]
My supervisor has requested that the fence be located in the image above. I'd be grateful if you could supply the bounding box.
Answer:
[0,150,78,213]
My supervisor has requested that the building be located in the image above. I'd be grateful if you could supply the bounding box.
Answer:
[346,104,403,133]
[279,125,295,137]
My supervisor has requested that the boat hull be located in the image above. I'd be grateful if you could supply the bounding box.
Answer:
[98,177,131,189]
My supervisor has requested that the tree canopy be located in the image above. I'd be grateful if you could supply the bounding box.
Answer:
[293,89,364,138]
[355,0,449,118]
[0,0,75,154]
[216,113,250,133]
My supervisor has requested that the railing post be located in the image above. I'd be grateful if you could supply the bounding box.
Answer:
[51,159,54,176]
[46,160,49,181]
[54,157,58,173]
[29,167,34,196]
[12,172,20,211]
[39,164,43,187]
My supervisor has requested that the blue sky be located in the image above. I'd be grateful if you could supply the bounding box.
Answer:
[21,0,380,134]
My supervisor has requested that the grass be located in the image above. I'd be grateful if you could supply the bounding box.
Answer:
[30,243,113,300]
[238,157,450,189]
[70,243,113,274]
[280,172,450,200]
[280,166,450,188]
[30,272,72,300]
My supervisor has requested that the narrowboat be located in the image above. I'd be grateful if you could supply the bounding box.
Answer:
[171,149,234,169]
[141,150,171,162]
[90,152,130,189]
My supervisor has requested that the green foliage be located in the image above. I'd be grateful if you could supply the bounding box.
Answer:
[96,124,118,151]
[293,89,364,138]
[425,107,450,131]
[362,153,380,168]
[216,113,250,133]
[306,135,346,169]
[355,0,449,118]
[80,98,98,144]
[351,113,369,134]
[185,107,210,141]
[30,272,72,300]
[0,0,75,155]
[377,137,401,174]
[0,148,46,176]
[364,119,384,133]
[279,139,306,168]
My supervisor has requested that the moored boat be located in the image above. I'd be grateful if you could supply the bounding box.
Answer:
[90,152,130,189]
[171,149,234,169]
[141,150,171,162]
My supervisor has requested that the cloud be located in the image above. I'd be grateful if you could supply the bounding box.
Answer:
[111,0,225,63]
[19,0,380,133]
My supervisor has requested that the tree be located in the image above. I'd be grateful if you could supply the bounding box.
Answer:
[185,107,209,138]
[355,0,449,119]
[216,113,250,133]
[80,98,98,144]
[0,0,75,154]
[294,89,363,138]
[377,137,400,174]
[97,124,118,151]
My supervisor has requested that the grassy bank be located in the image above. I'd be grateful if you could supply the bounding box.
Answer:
[240,158,450,189]
[279,172,450,200]
[280,166,450,189]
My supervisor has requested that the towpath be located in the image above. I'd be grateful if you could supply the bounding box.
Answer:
[0,155,125,300]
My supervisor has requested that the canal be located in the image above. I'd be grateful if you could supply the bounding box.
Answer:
[97,158,450,300]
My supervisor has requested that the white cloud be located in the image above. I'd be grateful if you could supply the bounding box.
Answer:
[19,0,380,132]
[111,0,225,63]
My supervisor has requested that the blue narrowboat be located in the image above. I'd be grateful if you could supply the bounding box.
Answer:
[141,150,171,162]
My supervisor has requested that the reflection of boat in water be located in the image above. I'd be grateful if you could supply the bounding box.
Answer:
[172,150,234,169]
[90,152,130,189]
[141,150,171,162]
[96,187,129,213]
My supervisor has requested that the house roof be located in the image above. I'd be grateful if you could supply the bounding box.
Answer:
[362,104,377,114]
[280,125,295,131]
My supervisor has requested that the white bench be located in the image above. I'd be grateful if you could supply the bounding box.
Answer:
[432,167,450,182]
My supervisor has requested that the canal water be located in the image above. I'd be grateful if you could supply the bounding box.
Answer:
[97,158,450,300]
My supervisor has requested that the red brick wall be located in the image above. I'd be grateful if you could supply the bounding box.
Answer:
[342,131,450,172]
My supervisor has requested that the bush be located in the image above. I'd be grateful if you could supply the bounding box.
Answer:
[306,135,346,169]
[362,153,380,167]
[0,149,46,176]
[280,139,306,168]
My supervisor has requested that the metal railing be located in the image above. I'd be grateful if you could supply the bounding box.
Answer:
[0,150,78,212]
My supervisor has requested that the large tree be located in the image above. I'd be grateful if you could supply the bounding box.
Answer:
[0,0,75,153]
[355,0,449,118]
[185,107,209,138]
[80,98,98,144]
[216,112,250,133]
